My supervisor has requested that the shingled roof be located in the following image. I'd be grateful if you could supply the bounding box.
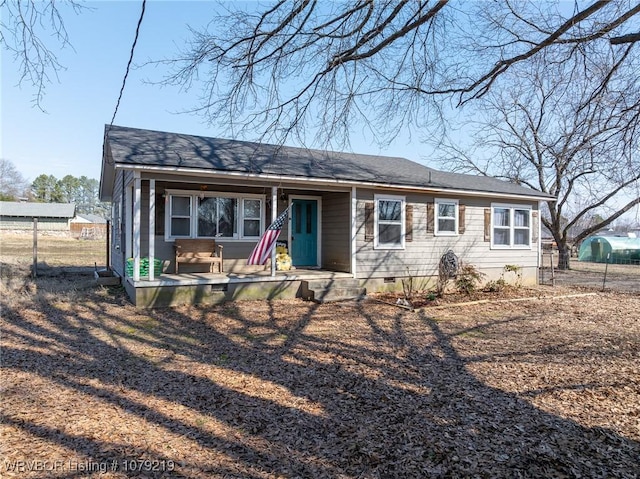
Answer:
[0,202,76,218]
[101,125,554,200]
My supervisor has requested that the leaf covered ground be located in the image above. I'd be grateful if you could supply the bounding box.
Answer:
[1,272,639,478]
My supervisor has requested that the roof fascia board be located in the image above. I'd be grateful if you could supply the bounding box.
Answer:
[116,164,555,202]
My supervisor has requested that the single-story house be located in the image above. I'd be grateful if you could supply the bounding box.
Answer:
[0,201,76,232]
[100,125,555,307]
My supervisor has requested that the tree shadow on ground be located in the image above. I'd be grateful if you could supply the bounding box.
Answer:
[1,281,639,478]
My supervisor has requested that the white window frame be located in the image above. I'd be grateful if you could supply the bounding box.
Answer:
[196,195,238,238]
[435,198,459,236]
[168,195,193,238]
[164,189,264,241]
[241,198,262,239]
[491,203,532,249]
[374,194,405,250]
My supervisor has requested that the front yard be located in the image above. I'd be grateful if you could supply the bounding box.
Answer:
[1,268,639,478]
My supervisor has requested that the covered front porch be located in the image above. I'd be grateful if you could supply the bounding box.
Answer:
[116,169,360,306]
[124,268,359,308]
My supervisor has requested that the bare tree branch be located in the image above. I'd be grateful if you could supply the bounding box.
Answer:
[435,45,640,269]
[0,0,88,109]
[572,196,640,244]
[151,0,640,152]
[610,31,640,44]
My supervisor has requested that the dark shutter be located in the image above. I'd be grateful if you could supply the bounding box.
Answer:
[426,202,434,234]
[405,204,413,242]
[484,208,491,242]
[458,204,466,234]
[364,202,374,241]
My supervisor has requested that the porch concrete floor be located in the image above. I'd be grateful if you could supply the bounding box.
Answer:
[128,268,353,287]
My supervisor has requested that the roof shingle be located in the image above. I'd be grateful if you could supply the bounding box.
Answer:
[102,125,554,200]
[0,202,76,218]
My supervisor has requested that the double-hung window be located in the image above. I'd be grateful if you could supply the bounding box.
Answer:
[242,199,261,237]
[166,190,263,241]
[374,195,405,249]
[435,198,458,236]
[491,204,531,248]
[169,196,192,237]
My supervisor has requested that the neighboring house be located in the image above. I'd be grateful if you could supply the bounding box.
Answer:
[0,201,76,232]
[70,213,107,238]
[100,125,555,307]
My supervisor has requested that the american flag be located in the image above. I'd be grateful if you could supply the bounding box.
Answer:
[247,206,290,265]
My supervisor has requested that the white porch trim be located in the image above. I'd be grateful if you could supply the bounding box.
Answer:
[117,164,553,202]
[351,186,357,279]
[271,186,277,277]
[149,179,156,281]
[125,181,132,274]
[132,172,141,281]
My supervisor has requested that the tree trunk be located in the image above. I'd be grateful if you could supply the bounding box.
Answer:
[557,242,571,270]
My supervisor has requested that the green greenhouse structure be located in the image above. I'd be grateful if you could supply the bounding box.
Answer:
[578,236,640,264]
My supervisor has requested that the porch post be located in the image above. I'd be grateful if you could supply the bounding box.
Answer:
[148,179,156,281]
[132,172,141,281]
[271,186,277,277]
[351,186,357,279]
[125,181,132,273]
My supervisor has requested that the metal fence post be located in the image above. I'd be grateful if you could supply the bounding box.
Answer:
[602,253,610,291]
[32,218,38,278]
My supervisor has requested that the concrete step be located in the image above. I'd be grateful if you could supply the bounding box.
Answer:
[300,279,366,303]
[303,278,360,290]
[313,288,367,303]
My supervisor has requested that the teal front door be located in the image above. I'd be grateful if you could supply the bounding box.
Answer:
[290,199,318,267]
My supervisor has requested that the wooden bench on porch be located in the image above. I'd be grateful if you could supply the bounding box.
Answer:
[174,239,223,274]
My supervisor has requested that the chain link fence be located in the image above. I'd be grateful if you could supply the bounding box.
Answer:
[539,250,640,292]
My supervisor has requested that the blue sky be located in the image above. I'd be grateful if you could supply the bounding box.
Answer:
[1,0,425,183]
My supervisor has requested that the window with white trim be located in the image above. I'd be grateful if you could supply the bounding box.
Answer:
[435,198,458,236]
[374,195,405,249]
[197,196,237,238]
[491,204,531,248]
[165,191,263,240]
[169,196,192,237]
[242,198,261,237]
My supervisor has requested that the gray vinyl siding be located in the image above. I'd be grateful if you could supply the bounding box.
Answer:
[109,170,540,282]
[355,190,540,282]
[138,187,353,274]
[134,180,291,273]
[110,169,126,277]
[321,192,351,272]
